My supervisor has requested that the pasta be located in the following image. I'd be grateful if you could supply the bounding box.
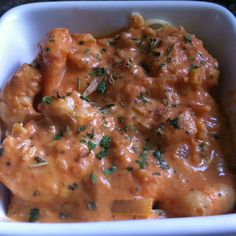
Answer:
[0,14,235,222]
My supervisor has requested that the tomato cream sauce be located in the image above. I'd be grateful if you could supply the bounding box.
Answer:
[0,15,235,222]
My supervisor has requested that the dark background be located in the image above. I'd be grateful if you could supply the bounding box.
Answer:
[0,0,236,17]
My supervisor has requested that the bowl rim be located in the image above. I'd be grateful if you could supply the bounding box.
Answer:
[0,1,235,235]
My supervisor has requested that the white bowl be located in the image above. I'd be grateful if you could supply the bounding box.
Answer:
[0,1,236,235]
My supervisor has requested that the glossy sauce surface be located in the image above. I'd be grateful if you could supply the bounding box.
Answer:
[0,15,235,222]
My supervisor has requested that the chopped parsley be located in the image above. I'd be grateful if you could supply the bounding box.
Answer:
[59,212,68,220]
[96,149,108,160]
[118,115,125,123]
[126,166,134,172]
[91,173,97,184]
[184,34,192,43]
[90,67,107,78]
[53,131,64,140]
[35,156,48,164]
[136,151,148,169]
[84,48,90,54]
[96,53,102,61]
[140,62,150,74]
[103,165,117,175]
[159,63,166,69]
[156,124,164,136]
[166,45,174,55]
[153,150,169,170]
[168,117,180,129]
[88,141,96,152]
[41,96,53,105]
[152,51,161,57]
[87,201,97,211]
[68,183,79,191]
[149,38,158,50]
[77,126,86,134]
[87,129,95,139]
[80,94,90,102]
[198,142,207,152]
[100,104,115,114]
[28,208,40,222]
[100,136,111,149]
[189,64,199,72]
[96,80,107,94]
[138,93,148,103]
[100,48,107,53]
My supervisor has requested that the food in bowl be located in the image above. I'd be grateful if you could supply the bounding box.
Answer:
[0,14,235,222]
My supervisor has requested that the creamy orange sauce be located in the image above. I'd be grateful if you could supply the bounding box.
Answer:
[0,15,235,222]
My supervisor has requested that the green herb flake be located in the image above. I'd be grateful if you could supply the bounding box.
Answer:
[45,47,50,52]
[159,63,166,69]
[59,212,68,220]
[84,48,90,54]
[140,62,150,74]
[126,166,133,172]
[136,151,148,169]
[153,150,169,170]
[53,131,64,140]
[189,64,199,72]
[91,173,97,184]
[96,80,107,94]
[198,142,207,152]
[103,165,117,175]
[88,141,96,152]
[152,51,161,57]
[80,94,90,102]
[166,45,174,55]
[96,149,108,160]
[138,93,148,103]
[100,136,111,149]
[87,201,97,211]
[28,208,40,222]
[168,117,180,129]
[86,129,95,139]
[80,139,86,144]
[96,53,102,61]
[68,183,79,191]
[35,156,48,164]
[77,126,86,134]
[90,67,107,78]
[184,35,192,43]
[42,96,53,105]
[100,48,107,53]
[100,104,115,114]
[156,124,164,136]
[118,115,125,123]
[150,38,158,50]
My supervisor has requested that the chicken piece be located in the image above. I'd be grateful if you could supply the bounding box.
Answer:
[39,92,103,130]
[0,64,42,131]
[39,28,72,96]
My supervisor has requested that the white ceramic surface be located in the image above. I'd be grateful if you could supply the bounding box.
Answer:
[0,1,236,235]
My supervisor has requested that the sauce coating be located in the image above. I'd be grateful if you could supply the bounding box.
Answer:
[0,15,235,222]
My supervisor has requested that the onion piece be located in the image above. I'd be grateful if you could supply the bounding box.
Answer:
[82,77,103,97]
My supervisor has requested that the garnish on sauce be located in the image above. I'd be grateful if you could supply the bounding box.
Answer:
[28,208,40,222]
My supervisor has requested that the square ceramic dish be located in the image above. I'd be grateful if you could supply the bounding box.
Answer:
[0,1,236,235]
